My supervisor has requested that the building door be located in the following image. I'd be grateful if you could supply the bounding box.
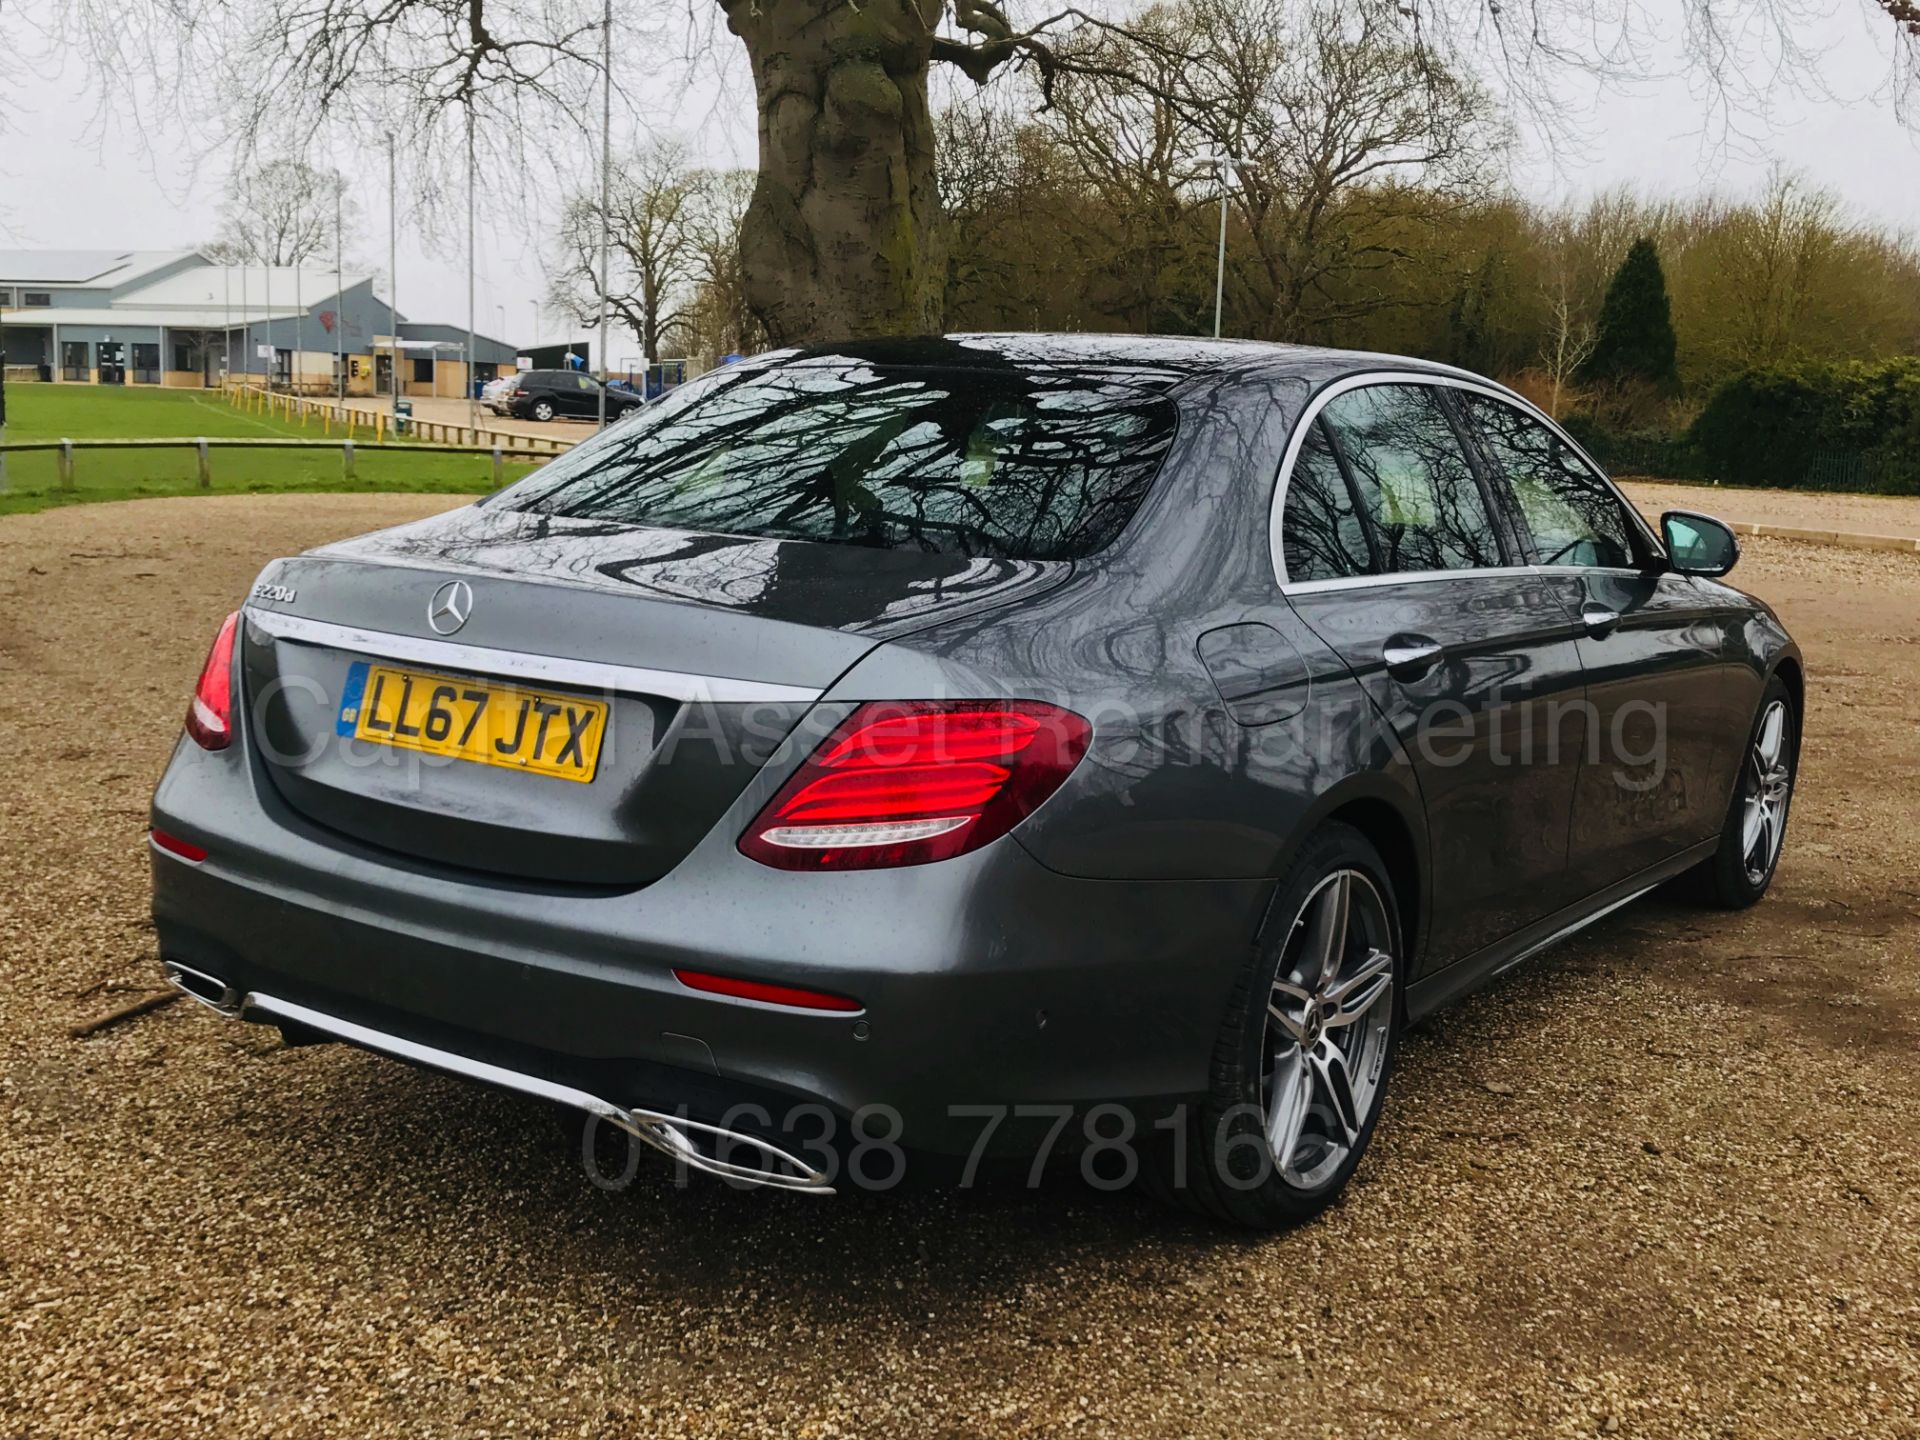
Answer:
[98,342,126,385]
[62,340,90,382]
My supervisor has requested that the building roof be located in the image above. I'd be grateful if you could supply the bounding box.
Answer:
[0,249,203,288]
[0,307,304,329]
[398,323,520,363]
[119,265,370,309]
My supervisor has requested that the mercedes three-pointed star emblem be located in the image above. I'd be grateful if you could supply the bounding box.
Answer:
[426,580,474,635]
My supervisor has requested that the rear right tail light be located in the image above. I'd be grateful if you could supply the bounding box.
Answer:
[185,611,240,750]
[738,701,1091,871]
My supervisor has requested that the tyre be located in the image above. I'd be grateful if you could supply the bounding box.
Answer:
[1149,823,1402,1229]
[531,399,556,421]
[1690,674,1797,908]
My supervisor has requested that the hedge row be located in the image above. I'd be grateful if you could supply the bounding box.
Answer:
[1556,417,1714,483]
[1550,360,1920,494]
[1686,359,1920,495]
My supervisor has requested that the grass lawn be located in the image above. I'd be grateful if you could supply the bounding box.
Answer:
[0,384,538,517]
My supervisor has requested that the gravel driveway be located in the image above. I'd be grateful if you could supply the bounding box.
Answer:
[3,495,1917,1438]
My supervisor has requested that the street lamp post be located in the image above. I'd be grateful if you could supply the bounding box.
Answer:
[596,0,612,430]
[1187,151,1253,340]
[466,109,478,434]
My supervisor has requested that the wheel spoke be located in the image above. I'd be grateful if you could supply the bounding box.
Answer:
[1756,704,1786,769]
[1309,1043,1362,1146]
[1740,796,1765,861]
[1299,872,1351,989]
[1266,1047,1313,1168]
[1266,998,1308,1046]
[1323,949,1392,1028]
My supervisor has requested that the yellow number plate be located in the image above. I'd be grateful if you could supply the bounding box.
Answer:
[339,661,608,782]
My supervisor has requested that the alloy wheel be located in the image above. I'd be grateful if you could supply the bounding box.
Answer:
[1742,699,1794,884]
[1262,870,1396,1189]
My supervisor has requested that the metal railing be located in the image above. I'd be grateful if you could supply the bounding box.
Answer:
[0,435,557,492]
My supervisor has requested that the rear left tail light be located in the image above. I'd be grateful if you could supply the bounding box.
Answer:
[738,701,1091,871]
[185,611,240,750]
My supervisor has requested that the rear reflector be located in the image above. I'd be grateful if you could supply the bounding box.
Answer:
[185,611,240,751]
[671,969,862,1013]
[150,828,208,863]
[738,700,1091,871]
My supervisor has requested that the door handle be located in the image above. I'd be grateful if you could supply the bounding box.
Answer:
[1580,603,1622,637]
[1382,637,1444,680]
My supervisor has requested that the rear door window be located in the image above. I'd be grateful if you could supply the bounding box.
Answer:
[1458,394,1640,568]
[1318,384,1506,574]
[1280,418,1373,582]
[503,360,1181,561]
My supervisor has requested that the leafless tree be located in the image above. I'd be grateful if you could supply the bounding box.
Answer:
[547,141,700,365]
[53,0,1920,346]
[681,168,764,360]
[206,157,356,266]
[1536,230,1598,418]
[1042,0,1505,341]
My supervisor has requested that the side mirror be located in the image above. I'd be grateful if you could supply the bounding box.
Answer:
[1661,510,1739,578]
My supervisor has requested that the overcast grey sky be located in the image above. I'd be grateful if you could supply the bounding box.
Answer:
[3,1,1916,360]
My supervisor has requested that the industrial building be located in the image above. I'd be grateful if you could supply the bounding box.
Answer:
[0,249,519,397]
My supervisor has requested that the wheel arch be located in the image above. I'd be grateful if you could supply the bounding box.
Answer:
[1314,791,1425,980]
[1770,652,1805,729]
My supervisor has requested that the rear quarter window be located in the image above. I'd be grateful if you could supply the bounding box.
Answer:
[501,361,1182,561]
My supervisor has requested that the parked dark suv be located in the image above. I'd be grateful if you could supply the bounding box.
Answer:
[151,335,1800,1227]
[507,369,647,422]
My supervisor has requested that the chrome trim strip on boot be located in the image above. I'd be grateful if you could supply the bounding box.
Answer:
[243,607,822,705]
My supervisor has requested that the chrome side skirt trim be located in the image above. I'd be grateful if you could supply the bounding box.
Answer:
[244,607,822,706]
[237,990,835,1194]
[1486,883,1656,980]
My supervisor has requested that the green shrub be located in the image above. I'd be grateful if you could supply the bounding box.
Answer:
[1689,359,1920,495]
[1557,414,1711,481]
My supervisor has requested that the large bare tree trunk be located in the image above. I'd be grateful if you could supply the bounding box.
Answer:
[723,0,948,345]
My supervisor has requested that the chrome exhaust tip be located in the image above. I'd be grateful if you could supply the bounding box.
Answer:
[162,961,243,1017]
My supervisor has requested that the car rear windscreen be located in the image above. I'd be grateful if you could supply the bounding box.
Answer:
[498,360,1181,560]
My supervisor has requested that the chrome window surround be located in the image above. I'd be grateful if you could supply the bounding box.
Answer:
[1267,371,1665,594]
[243,607,823,705]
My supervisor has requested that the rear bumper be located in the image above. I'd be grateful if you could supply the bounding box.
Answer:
[150,735,1269,1171]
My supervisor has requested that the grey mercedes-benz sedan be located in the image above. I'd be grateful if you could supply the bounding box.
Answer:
[150,335,1800,1227]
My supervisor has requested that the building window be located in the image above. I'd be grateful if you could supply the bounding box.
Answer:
[23,291,52,307]
[132,343,162,385]
[61,340,89,381]
[474,362,498,383]
[174,342,197,373]
[0,288,12,307]
[411,357,434,383]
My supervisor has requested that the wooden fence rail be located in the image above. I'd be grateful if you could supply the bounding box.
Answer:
[0,436,557,491]
[221,381,578,457]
